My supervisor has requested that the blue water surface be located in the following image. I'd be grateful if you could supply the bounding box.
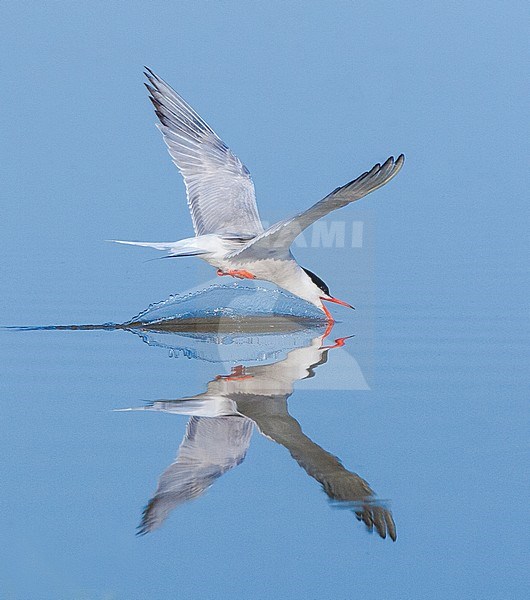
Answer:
[0,2,528,599]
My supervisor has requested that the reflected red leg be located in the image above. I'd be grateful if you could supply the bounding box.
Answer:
[215,365,254,381]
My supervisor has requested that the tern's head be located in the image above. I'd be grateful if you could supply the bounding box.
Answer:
[301,267,354,312]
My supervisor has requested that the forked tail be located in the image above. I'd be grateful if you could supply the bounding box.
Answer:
[108,239,208,257]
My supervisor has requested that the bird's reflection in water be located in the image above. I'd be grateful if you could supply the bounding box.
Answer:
[123,331,396,541]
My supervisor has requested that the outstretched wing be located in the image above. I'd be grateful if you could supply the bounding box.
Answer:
[138,416,253,535]
[229,154,404,259]
[145,68,264,237]
[241,399,396,541]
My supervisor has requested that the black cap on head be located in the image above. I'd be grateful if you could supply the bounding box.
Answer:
[302,267,330,296]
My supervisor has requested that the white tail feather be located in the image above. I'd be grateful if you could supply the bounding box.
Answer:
[108,240,176,251]
[107,238,209,256]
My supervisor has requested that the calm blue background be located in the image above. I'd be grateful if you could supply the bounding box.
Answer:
[0,2,528,599]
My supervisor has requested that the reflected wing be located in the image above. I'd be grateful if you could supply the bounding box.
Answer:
[243,401,396,541]
[139,416,253,534]
[230,155,404,259]
[145,68,264,237]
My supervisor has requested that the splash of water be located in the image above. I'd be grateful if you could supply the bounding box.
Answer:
[126,283,325,325]
[129,324,324,364]
[1,284,328,363]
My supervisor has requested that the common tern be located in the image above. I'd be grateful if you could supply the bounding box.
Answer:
[113,68,405,321]
[122,334,395,540]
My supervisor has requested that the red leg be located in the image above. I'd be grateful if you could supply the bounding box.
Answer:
[215,365,254,381]
[216,269,255,279]
[228,269,256,279]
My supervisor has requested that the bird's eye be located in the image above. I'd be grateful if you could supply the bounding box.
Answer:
[302,267,330,296]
